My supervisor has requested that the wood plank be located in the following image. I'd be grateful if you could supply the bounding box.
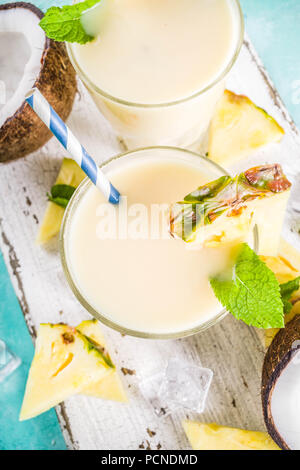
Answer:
[0,36,299,450]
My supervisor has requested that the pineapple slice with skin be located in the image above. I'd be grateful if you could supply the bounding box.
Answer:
[77,320,128,403]
[183,421,280,451]
[20,324,114,421]
[259,239,300,348]
[208,89,284,166]
[170,164,291,256]
[36,159,85,244]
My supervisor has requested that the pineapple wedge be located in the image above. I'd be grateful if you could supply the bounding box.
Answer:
[183,421,280,451]
[170,164,291,256]
[259,239,300,348]
[77,320,128,403]
[208,89,284,166]
[20,324,114,421]
[36,159,85,244]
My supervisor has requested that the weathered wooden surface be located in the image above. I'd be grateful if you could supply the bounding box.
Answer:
[0,36,299,450]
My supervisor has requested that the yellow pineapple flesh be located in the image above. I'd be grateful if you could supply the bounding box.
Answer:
[254,190,290,256]
[183,421,280,451]
[77,320,128,403]
[36,159,85,244]
[260,239,300,348]
[20,324,113,421]
[208,90,284,166]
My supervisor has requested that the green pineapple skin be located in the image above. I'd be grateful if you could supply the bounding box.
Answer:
[79,332,115,369]
[43,323,114,369]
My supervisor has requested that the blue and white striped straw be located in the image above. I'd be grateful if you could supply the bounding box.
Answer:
[25,88,120,205]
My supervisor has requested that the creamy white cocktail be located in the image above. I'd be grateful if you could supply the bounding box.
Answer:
[61,148,244,338]
[68,0,243,148]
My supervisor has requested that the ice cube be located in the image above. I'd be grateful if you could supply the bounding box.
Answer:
[139,372,170,417]
[158,358,213,413]
[139,358,213,416]
[0,339,21,383]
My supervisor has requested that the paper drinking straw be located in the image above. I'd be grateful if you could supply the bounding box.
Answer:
[25,88,120,205]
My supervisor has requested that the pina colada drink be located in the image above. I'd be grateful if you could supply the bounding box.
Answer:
[61,148,237,337]
[78,0,238,104]
[69,0,242,148]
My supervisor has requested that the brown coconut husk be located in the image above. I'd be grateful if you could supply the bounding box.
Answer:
[262,314,300,450]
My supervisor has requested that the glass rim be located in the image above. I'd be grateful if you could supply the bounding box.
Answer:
[60,146,259,340]
[67,0,244,109]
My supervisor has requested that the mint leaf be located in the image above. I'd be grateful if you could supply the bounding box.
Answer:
[40,0,101,44]
[280,277,300,314]
[47,184,76,209]
[210,243,284,329]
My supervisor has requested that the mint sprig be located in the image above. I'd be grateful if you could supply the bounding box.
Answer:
[40,0,101,44]
[280,277,300,314]
[210,243,284,329]
[47,184,76,209]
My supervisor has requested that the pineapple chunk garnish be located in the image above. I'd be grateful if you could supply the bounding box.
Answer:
[20,323,114,421]
[36,159,85,244]
[259,239,300,348]
[77,320,128,403]
[208,89,284,166]
[170,164,291,256]
[183,421,280,451]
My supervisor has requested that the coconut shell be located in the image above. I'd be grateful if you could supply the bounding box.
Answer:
[262,314,300,450]
[0,2,77,162]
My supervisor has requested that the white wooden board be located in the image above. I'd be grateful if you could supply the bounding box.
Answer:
[1,36,300,450]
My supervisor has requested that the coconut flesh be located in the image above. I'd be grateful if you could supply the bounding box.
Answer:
[271,349,300,449]
[0,5,45,128]
[262,315,300,450]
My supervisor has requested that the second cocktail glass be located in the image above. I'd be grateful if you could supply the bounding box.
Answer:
[67,0,244,150]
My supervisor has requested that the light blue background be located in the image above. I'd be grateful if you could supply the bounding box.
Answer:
[0,0,299,450]
[241,0,300,128]
[0,256,67,450]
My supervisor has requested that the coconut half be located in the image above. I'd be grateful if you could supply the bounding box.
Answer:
[0,2,77,162]
[262,314,300,450]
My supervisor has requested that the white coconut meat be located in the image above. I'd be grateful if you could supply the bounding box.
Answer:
[0,6,45,127]
[270,350,300,450]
